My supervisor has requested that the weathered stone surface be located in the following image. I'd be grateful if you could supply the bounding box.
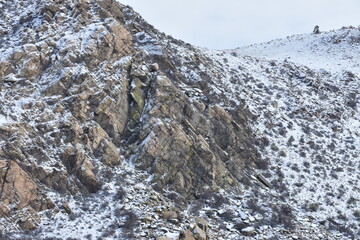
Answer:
[61,144,100,193]
[107,21,132,55]
[179,230,196,240]
[62,203,72,215]
[195,217,209,233]
[156,237,174,240]
[149,63,160,72]
[87,123,109,150]
[16,208,41,230]
[0,160,44,230]
[193,225,207,240]
[134,73,256,197]
[0,0,260,235]
[20,53,41,79]
[0,160,39,210]
[98,139,122,166]
[241,226,256,236]
[0,60,14,79]
[97,0,125,21]
[162,210,178,221]
[94,82,129,141]
[78,159,101,193]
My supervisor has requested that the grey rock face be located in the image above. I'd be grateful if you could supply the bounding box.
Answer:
[2,0,357,239]
[0,0,257,232]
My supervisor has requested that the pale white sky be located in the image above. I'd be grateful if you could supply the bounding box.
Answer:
[119,0,360,49]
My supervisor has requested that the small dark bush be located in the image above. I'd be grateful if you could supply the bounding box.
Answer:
[299,151,306,158]
[278,128,287,137]
[255,158,270,170]
[68,213,79,221]
[233,222,249,231]
[270,143,279,151]
[198,190,229,208]
[114,208,122,218]
[241,176,252,187]
[287,136,295,146]
[101,227,115,238]
[269,204,295,229]
[330,171,339,180]
[327,218,355,239]
[308,202,320,212]
[353,210,360,218]
[42,237,63,240]
[117,210,138,238]
[118,210,138,229]
[0,233,11,240]
[100,201,109,209]
[189,202,204,215]
[291,164,300,172]
[303,161,310,168]
[246,199,264,214]
[257,136,270,149]
[271,178,288,193]
[113,187,126,201]
[219,209,236,221]
[101,168,114,181]
[279,150,287,157]
[166,192,186,208]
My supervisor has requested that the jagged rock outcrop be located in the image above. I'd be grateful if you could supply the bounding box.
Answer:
[0,0,138,230]
[0,160,46,230]
[134,74,256,197]
[1,0,358,239]
[0,0,258,234]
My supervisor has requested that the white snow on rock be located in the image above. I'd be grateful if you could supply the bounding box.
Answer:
[235,26,360,75]
[200,29,360,237]
[1,0,359,238]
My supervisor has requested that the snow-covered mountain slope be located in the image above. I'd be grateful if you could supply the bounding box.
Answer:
[202,49,360,238]
[235,27,360,75]
[0,0,359,239]
[128,18,360,237]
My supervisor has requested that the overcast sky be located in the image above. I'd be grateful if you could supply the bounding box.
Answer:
[119,0,360,49]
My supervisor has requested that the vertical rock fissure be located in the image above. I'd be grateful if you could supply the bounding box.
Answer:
[122,61,153,144]
[121,61,136,142]
[0,161,11,198]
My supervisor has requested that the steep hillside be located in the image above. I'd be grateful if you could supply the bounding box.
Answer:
[0,0,359,239]
[235,26,360,74]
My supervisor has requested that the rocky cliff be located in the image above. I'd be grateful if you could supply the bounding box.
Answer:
[0,0,359,239]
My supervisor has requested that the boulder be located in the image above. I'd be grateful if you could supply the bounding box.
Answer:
[98,139,122,166]
[94,91,128,141]
[179,230,196,240]
[16,208,41,230]
[20,53,41,79]
[107,21,132,55]
[0,60,14,79]
[149,63,160,72]
[241,226,256,236]
[62,203,72,215]
[97,0,125,21]
[0,160,39,210]
[77,159,101,193]
[193,225,207,240]
[0,160,43,230]
[156,237,173,240]
[61,144,100,193]
[195,217,209,233]
[162,211,178,221]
